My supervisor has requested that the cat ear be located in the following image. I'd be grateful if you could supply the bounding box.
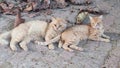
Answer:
[51,17,56,21]
[99,15,103,20]
[55,17,62,22]
[89,16,93,21]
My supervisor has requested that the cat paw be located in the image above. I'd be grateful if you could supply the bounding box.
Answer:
[65,47,74,52]
[102,34,110,39]
[105,39,110,42]
[106,36,110,39]
[20,45,28,51]
[77,47,84,51]
[68,49,74,52]
[10,46,17,51]
[20,43,28,51]
[48,45,55,50]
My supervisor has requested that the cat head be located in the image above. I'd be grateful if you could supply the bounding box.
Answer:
[89,15,103,28]
[51,17,68,31]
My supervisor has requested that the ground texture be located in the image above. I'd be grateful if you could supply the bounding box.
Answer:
[0,0,120,68]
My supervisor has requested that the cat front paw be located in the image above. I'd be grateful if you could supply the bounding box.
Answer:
[77,47,84,51]
[102,34,110,39]
[20,43,28,51]
[20,45,28,51]
[48,44,55,50]
[64,48,74,52]
[105,39,110,42]
[10,45,17,51]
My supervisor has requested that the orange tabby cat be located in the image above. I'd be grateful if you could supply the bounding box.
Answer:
[58,15,110,51]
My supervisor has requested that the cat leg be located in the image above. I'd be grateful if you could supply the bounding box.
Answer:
[69,40,83,51]
[89,36,110,42]
[102,34,110,39]
[45,36,55,50]
[69,45,83,51]
[99,37,110,42]
[58,40,63,48]
[62,42,73,52]
[10,39,18,51]
[19,37,31,51]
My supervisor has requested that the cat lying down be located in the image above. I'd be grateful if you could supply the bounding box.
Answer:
[0,17,68,51]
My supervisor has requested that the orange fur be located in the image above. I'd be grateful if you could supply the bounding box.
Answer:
[58,15,110,51]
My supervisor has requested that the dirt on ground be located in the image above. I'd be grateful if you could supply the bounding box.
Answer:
[0,0,120,68]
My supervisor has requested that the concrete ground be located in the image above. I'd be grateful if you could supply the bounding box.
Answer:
[0,0,120,68]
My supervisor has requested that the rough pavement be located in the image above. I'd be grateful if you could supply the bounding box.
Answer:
[0,0,120,68]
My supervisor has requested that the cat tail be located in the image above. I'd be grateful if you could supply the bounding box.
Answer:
[36,35,61,45]
[0,31,11,45]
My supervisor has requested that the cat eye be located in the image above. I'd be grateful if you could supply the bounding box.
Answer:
[54,24,57,27]
[97,23,100,25]
[59,25,62,27]
[57,25,62,29]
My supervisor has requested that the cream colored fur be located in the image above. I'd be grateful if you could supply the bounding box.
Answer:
[0,20,48,51]
[0,17,68,51]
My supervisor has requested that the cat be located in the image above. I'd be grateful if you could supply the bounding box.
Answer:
[36,15,110,52]
[44,17,68,49]
[58,15,110,51]
[0,17,68,51]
